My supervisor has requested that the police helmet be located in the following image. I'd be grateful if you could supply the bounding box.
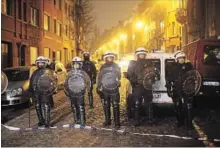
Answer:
[135,47,147,57]
[103,51,116,60]
[35,56,48,65]
[83,51,90,55]
[174,50,186,60]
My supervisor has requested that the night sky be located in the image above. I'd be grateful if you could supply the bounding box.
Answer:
[91,0,142,33]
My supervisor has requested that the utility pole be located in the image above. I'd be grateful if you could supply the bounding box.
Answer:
[75,0,82,56]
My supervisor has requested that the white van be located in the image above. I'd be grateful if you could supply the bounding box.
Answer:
[145,52,175,104]
[125,51,175,105]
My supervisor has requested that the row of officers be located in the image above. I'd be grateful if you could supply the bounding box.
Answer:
[29,48,194,129]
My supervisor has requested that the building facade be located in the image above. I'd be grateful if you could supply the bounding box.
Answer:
[1,0,76,69]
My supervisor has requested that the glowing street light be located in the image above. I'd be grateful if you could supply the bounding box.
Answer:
[136,21,144,29]
[144,26,149,32]
[119,34,127,40]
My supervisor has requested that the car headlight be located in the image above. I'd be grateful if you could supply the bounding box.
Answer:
[17,88,23,95]
[203,81,220,86]
[11,88,23,96]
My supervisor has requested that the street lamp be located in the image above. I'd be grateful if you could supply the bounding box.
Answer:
[119,34,127,40]
[136,21,144,29]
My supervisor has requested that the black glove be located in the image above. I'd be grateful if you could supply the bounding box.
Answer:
[92,79,96,85]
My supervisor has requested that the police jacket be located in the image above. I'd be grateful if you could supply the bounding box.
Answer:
[82,60,97,82]
[127,59,154,86]
[97,62,121,89]
[167,62,193,85]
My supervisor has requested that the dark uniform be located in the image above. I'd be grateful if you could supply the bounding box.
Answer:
[46,61,55,108]
[166,62,194,127]
[97,62,121,128]
[82,58,97,108]
[29,57,56,127]
[64,57,90,127]
[127,59,154,125]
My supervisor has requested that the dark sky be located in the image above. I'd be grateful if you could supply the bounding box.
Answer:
[91,0,142,33]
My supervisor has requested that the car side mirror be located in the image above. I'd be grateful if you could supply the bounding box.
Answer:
[123,72,128,78]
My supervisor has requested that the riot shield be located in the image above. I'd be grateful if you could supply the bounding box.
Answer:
[181,70,201,97]
[1,71,8,94]
[64,70,91,97]
[100,67,120,94]
[30,69,57,95]
[143,67,160,91]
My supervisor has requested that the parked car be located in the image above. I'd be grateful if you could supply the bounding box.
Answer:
[2,62,67,106]
[54,61,67,89]
[2,66,32,106]
[183,39,220,97]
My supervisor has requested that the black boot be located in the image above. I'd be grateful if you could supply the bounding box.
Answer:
[113,102,120,128]
[79,105,86,128]
[147,102,154,124]
[44,104,51,128]
[35,103,45,126]
[88,92,94,109]
[186,102,193,129]
[133,102,140,126]
[102,101,111,126]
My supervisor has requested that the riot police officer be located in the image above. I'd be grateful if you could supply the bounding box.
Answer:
[64,57,91,128]
[46,58,55,108]
[97,51,121,128]
[166,50,194,128]
[82,51,97,108]
[127,47,154,126]
[29,56,56,127]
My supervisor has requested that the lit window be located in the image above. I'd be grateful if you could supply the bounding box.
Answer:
[56,22,61,36]
[54,19,56,33]
[31,7,39,26]
[44,47,50,58]
[56,51,61,61]
[44,14,50,31]
[30,47,38,65]
[2,0,13,16]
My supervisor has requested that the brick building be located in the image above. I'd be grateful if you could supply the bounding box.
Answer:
[1,0,76,69]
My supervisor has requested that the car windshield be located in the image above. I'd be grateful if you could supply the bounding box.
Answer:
[203,45,220,66]
[165,59,175,79]
[3,69,30,81]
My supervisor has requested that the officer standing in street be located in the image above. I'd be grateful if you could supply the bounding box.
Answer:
[82,51,97,108]
[127,47,154,126]
[46,58,55,108]
[166,50,194,128]
[29,56,56,127]
[97,51,121,128]
[64,57,91,128]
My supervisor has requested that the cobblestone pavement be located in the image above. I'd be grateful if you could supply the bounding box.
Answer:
[1,79,220,147]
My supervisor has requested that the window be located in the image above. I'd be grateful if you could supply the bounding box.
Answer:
[2,0,13,16]
[44,14,50,31]
[31,7,39,26]
[56,0,61,10]
[1,42,13,68]
[56,22,61,36]
[23,2,27,21]
[18,0,22,19]
[64,25,68,36]
[65,2,68,15]
[172,22,175,35]
[4,69,30,81]
[44,47,50,58]
[54,19,57,33]
[56,51,61,61]
[203,45,220,66]
[30,47,38,65]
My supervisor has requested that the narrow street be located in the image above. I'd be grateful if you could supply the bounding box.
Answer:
[2,80,220,147]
